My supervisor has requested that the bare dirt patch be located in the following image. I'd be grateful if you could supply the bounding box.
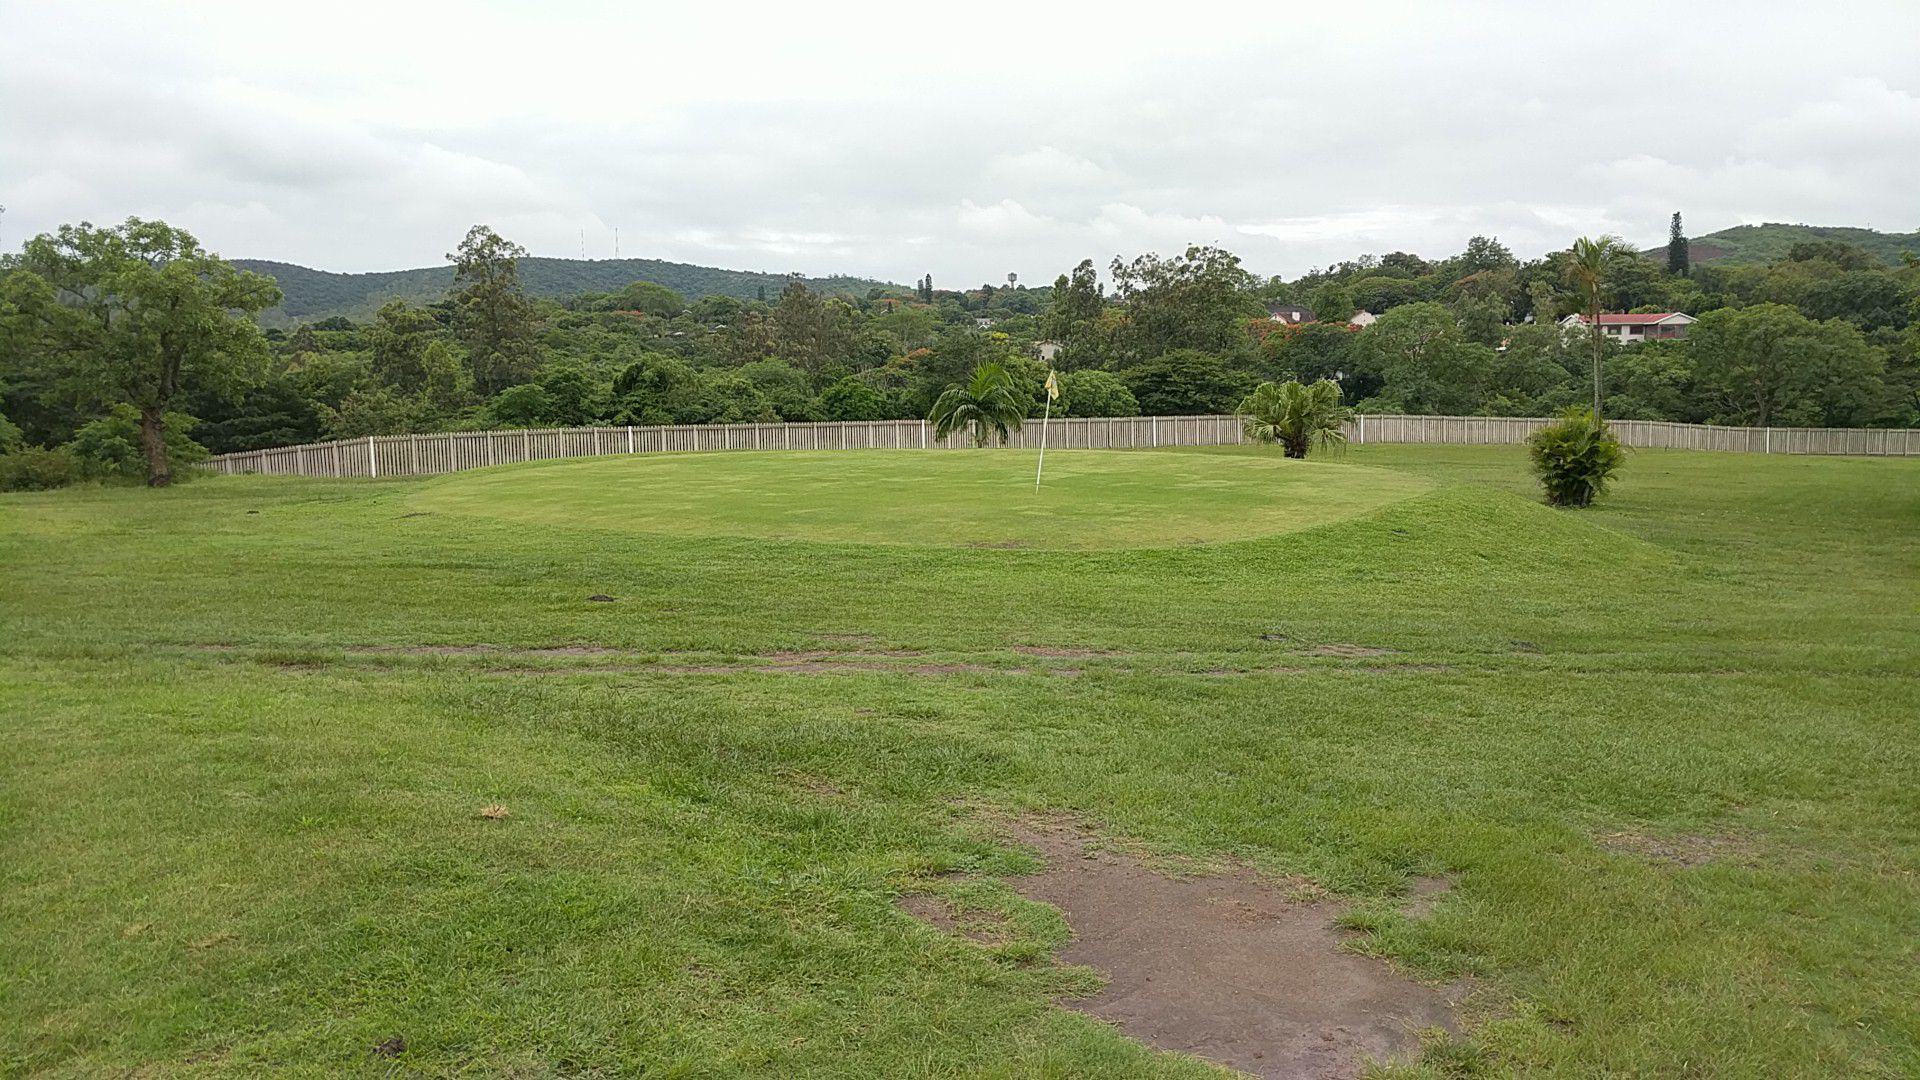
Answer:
[353,644,631,657]
[485,660,1031,678]
[757,648,927,661]
[1199,664,1452,677]
[989,820,1457,1079]
[787,774,846,798]
[1399,876,1452,919]
[1298,643,1396,658]
[896,894,1013,946]
[1598,830,1756,868]
[1011,645,1121,658]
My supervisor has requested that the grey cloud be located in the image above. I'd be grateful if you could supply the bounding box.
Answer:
[3,2,1917,283]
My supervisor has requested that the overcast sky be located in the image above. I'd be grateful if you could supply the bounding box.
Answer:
[4,1,1918,286]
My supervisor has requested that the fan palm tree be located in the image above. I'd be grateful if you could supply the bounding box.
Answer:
[1238,379,1350,459]
[1565,235,1632,419]
[929,361,1027,447]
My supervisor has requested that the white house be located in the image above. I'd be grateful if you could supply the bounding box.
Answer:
[1559,312,1696,343]
[1034,340,1064,362]
[1348,310,1378,328]
[1266,302,1315,324]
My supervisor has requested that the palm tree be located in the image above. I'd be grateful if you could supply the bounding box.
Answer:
[929,361,1027,447]
[1565,235,1632,419]
[1238,379,1350,459]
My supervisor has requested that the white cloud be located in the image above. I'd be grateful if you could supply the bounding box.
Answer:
[2,1,1917,281]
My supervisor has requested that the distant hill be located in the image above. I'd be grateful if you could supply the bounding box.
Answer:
[234,256,900,327]
[1647,223,1920,267]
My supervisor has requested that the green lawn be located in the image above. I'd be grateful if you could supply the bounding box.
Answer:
[408,450,1433,549]
[2,445,1916,1077]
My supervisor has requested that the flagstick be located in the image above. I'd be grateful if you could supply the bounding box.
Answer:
[1034,396,1052,490]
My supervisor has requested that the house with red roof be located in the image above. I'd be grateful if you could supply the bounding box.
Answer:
[1558,311,1696,343]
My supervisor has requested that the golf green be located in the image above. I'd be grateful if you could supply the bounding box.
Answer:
[408,448,1434,549]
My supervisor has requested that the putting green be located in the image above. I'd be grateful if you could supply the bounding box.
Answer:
[409,449,1433,550]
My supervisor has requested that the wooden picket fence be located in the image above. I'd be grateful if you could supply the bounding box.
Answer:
[203,414,1919,479]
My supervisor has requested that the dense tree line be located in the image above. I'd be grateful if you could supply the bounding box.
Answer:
[3,216,1916,488]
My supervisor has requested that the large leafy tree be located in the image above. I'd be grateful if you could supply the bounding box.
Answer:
[770,281,856,383]
[366,300,445,388]
[448,225,543,395]
[1057,370,1138,417]
[0,218,279,485]
[1260,320,1358,387]
[928,361,1025,446]
[186,379,324,453]
[1109,245,1262,362]
[1564,235,1635,418]
[616,281,685,318]
[610,354,692,425]
[1121,350,1249,415]
[1689,303,1886,426]
[1347,302,1494,414]
[818,375,887,421]
[1801,271,1911,332]
[1447,235,1519,279]
[1239,379,1350,458]
[1042,258,1105,360]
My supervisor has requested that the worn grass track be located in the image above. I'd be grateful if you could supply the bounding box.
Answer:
[2,445,1916,1076]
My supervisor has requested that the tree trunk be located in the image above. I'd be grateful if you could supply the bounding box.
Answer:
[1590,317,1604,420]
[137,408,172,487]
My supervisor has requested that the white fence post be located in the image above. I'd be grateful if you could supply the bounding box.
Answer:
[199,415,1920,477]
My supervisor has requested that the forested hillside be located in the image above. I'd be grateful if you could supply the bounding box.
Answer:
[1646,223,1920,267]
[236,256,897,327]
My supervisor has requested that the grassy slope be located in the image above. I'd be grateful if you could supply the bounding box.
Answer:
[1,446,1916,1076]
[235,257,898,327]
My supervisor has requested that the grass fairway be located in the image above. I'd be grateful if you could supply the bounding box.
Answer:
[2,445,1916,1076]
[409,449,1434,549]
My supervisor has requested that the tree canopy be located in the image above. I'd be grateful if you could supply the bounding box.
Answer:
[0,218,279,484]
[5,216,1915,488]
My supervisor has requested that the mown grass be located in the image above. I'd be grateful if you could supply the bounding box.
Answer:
[407,449,1433,549]
[1,445,1915,1077]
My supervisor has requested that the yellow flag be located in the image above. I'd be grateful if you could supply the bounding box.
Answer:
[1044,370,1059,401]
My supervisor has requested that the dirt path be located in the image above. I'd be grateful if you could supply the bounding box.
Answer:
[1003,821,1457,1079]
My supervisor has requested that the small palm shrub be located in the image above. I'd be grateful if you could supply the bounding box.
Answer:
[1527,408,1624,507]
[929,362,1027,447]
[0,447,81,492]
[1238,379,1350,458]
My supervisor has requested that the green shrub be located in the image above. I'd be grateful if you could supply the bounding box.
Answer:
[1238,379,1350,459]
[0,447,82,492]
[66,405,209,481]
[1527,408,1624,507]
